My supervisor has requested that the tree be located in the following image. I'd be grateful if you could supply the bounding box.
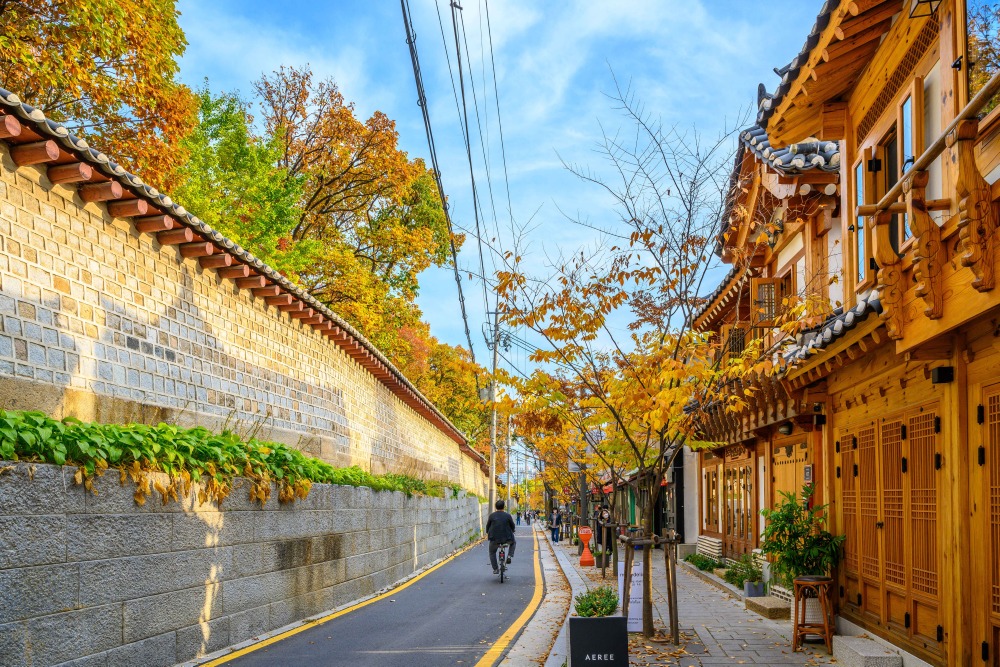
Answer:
[253,65,457,358]
[0,0,197,189]
[497,78,750,637]
[174,88,312,278]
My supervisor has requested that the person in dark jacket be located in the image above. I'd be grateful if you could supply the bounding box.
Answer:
[486,499,517,574]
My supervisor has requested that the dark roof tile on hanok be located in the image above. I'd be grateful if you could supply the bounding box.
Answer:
[783,290,882,363]
[755,0,838,129]
[739,126,840,174]
[0,88,484,467]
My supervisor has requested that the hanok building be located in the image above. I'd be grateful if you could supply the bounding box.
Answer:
[696,1,1000,664]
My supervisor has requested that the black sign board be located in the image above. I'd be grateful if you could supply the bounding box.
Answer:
[569,616,628,666]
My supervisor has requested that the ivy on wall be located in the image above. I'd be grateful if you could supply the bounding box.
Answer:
[0,410,462,506]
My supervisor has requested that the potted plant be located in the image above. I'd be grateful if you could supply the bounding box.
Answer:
[569,586,628,665]
[759,483,845,585]
[723,553,765,597]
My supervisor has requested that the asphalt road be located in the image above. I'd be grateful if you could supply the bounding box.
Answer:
[216,524,540,667]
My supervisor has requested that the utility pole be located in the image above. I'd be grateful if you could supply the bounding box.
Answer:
[505,415,512,507]
[488,310,499,511]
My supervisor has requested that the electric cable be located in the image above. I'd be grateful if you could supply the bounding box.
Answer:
[400,0,478,367]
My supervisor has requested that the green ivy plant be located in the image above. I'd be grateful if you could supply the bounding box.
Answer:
[574,586,618,617]
[0,410,466,506]
[759,483,845,586]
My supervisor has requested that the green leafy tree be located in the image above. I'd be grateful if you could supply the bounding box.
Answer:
[174,88,313,278]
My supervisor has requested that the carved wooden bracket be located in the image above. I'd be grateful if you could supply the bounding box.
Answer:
[947,119,997,292]
[873,210,904,339]
[906,170,943,319]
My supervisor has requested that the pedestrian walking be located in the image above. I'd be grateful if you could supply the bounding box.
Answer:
[516,511,522,526]
[525,511,531,526]
[550,509,562,542]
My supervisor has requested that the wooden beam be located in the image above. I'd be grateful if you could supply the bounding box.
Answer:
[276,301,305,313]
[157,228,193,245]
[289,308,315,320]
[823,21,892,62]
[251,285,281,298]
[10,140,59,166]
[79,181,123,203]
[107,199,149,218]
[264,293,293,307]
[134,215,176,232]
[47,162,92,185]
[311,321,333,332]
[301,315,324,326]
[235,275,266,289]
[179,242,215,258]
[199,254,232,269]
[846,0,887,16]
[836,1,899,40]
[0,115,22,139]
[218,265,251,280]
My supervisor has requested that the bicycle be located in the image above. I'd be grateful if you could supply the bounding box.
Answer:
[496,542,512,583]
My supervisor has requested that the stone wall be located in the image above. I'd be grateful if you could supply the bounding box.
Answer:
[0,146,487,496]
[0,462,488,667]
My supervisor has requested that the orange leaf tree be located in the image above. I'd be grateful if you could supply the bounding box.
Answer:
[0,0,197,190]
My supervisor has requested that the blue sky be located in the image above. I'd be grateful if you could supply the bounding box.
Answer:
[175,0,819,375]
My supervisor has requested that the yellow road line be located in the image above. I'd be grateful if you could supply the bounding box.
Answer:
[474,529,544,667]
[201,538,484,667]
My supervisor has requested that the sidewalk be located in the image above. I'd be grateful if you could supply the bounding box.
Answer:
[542,530,837,666]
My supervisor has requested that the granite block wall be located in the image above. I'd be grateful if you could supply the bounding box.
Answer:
[0,146,487,496]
[0,462,488,667]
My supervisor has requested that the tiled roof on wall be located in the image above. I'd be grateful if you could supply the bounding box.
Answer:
[0,88,483,466]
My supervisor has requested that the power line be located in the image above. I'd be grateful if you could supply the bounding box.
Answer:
[400,0,479,368]
[483,0,515,228]
[448,0,493,322]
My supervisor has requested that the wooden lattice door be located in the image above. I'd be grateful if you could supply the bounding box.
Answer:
[982,386,1000,664]
[857,423,882,621]
[838,409,942,657]
[840,427,861,612]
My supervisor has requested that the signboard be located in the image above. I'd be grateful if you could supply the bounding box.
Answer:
[616,561,644,632]
[568,617,628,666]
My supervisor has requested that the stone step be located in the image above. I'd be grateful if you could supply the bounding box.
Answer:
[744,595,790,620]
[833,636,904,667]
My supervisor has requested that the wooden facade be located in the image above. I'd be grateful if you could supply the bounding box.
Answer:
[697,1,1000,664]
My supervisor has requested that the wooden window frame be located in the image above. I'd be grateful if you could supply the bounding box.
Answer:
[896,78,923,252]
[961,0,1000,130]
[750,277,783,327]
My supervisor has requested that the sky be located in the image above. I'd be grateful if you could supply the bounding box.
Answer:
[175,0,820,377]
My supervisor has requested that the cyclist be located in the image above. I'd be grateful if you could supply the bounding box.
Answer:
[486,499,516,574]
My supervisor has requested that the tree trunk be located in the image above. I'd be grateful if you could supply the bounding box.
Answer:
[642,474,656,637]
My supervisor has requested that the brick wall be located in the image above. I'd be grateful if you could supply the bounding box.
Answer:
[0,462,488,666]
[0,146,487,496]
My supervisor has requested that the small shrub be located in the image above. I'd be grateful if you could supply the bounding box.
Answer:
[574,586,618,617]
[684,553,721,571]
[723,553,763,588]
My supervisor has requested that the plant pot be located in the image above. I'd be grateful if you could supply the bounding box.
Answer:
[568,616,628,666]
[743,580,766,597]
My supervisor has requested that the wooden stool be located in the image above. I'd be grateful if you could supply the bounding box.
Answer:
[792,575,834,654]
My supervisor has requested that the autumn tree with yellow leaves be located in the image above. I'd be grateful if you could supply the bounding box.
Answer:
[497,79,762,637]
